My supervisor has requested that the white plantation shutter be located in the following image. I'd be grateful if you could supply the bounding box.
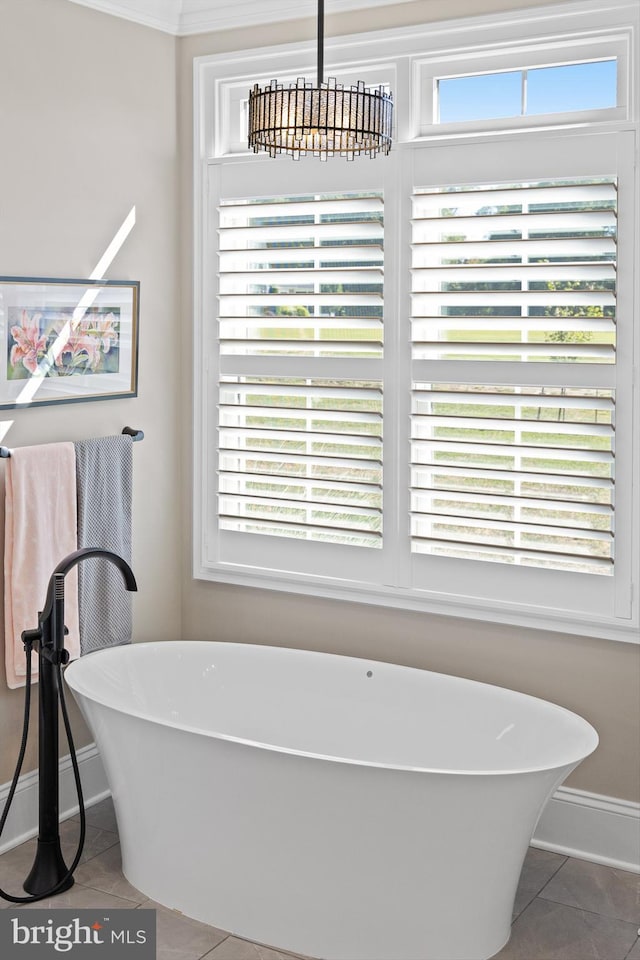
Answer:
[410,176,619,576]
[209,167,388,582]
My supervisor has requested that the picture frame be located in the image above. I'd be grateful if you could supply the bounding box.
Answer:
[0,276,139,409]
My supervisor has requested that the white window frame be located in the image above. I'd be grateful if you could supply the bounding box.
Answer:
[193,0,639,643]
[416,36,629,137]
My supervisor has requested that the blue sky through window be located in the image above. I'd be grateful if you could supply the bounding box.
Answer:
[438,59,617,123]
[439,71,521,122]
[526,60,617,114]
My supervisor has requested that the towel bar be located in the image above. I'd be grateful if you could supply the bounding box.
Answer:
[0,427,144,459]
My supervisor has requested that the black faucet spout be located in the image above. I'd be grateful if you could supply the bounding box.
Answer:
[55,545,137,587]
[40,547,137,629]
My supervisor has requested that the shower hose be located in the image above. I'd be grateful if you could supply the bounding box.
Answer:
[0,638,86,903]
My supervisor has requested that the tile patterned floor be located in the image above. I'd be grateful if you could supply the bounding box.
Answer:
[1,797,638,959]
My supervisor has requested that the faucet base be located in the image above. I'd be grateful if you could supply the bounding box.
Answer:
[23,839,74,897]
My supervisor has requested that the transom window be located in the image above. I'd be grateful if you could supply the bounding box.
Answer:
[437,60,618,123]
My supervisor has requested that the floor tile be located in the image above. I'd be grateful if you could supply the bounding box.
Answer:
[0,837,39,902]
[136,899,227,960]
[513,847,567,918]
[0,886,26,907]
[204,936,306,959]
[15,883,140,911]
[540,858,640,924]
[0,821,118,906]
[58,818,120,865]
[72,796,118,835]
[626,937,640,960]
[493,897,639,960]
[73,842,146,904]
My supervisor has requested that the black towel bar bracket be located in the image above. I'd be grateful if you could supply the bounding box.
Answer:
[121,427,145,443]
[0,427,144,459]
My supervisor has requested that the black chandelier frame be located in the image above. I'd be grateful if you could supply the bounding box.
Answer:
[247,0,394,160]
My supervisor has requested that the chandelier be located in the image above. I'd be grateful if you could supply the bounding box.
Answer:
[247,0,393,160]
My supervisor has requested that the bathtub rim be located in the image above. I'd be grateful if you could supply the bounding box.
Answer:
[63,639,599,778]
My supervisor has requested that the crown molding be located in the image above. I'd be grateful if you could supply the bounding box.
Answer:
[66,0,405,36]
[66,0,182,34]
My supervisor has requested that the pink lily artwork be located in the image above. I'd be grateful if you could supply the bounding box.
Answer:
[7,307,121,380]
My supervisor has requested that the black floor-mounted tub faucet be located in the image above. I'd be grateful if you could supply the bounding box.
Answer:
[20,547,137,899]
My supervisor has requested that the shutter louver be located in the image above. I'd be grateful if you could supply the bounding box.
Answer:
[217,192,384,547]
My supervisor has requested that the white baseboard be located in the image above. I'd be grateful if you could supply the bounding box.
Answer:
[2,747,639,874]
[0,742,109,855]
[532,785,640,873]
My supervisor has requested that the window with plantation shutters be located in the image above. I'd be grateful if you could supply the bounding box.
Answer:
[195,4,638,641]
[410,178,617,574]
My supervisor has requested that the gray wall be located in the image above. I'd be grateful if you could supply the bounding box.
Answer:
[0,0,181,781]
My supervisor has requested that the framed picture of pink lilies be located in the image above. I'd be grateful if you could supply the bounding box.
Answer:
[0,277,139,408]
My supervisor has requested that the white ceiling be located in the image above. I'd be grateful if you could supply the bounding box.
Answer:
[66,0,405,36]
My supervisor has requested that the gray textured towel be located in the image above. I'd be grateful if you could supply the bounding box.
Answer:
[74,435,133,654]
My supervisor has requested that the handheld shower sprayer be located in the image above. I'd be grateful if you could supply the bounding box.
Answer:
[0,548,137,903]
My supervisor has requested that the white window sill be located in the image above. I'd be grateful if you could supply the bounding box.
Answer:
[194,561,639,645]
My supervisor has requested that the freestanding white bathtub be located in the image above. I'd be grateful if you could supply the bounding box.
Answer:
[65,641,597,960]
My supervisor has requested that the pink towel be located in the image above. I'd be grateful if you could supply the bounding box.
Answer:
[4,443,80,688]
